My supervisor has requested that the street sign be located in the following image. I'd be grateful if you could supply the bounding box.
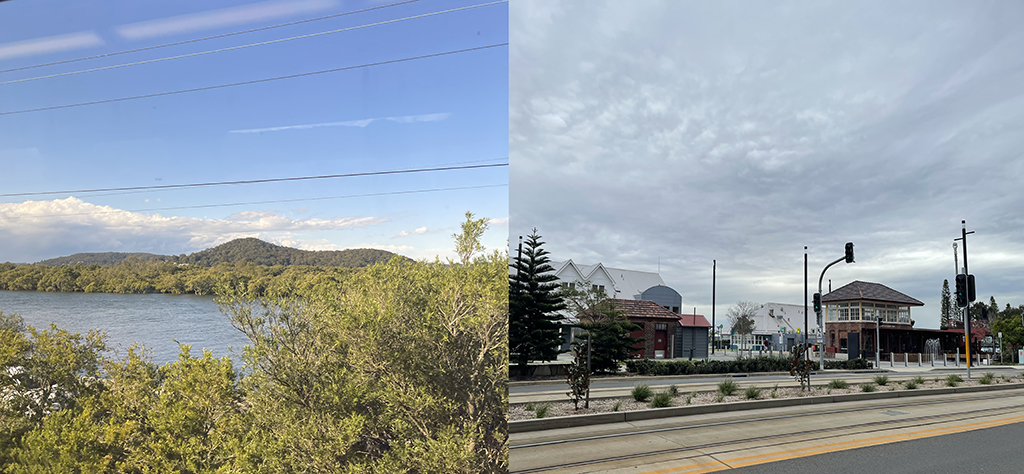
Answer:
[780,327,786,334]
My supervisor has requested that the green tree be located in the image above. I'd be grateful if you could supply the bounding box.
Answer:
[453,211,490,265]
[509,230,566,376]
[559,282,642,374]
[941,279,952,330]
[991,305,1023,363]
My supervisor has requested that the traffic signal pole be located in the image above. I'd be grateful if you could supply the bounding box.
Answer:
[815,242,855,371]
[956,221,975,379]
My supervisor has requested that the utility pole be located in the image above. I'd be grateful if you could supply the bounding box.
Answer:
[712,259,716,354]
[816,243,855,371]
[804,246,809,366]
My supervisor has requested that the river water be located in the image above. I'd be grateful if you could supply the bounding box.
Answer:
[0,290,251,366]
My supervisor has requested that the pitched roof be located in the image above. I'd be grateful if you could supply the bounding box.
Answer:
[677,313,712,328]
[611,299,682,321]
[821,281,924,306]
[551,260,666,299]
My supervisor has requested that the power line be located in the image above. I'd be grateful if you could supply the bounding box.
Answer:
[0,162,508,198]
[0,42,507,117]
[0,1,507,86]
[0,0,421,75]
[0,183,508,220]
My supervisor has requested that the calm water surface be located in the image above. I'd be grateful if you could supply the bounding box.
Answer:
[0,290,251,366]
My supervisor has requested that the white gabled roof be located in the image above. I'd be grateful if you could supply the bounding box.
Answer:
[550,260,666,300]
[740,302,821,336]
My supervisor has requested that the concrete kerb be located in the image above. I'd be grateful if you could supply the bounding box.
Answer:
[509,369,889,387]
[509,382,1024,434]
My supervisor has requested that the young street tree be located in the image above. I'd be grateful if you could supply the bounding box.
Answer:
[727,301,759,347]
[509,230,566,377]
[941,279,952,330]
[559,282,642,374]
[453,211,490,265]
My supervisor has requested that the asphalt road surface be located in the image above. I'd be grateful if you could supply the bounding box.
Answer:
[509,388,1024,473]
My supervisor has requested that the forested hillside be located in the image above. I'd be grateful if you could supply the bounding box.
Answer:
[32,238,404,268]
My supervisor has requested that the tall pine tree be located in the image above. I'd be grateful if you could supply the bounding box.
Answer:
[510,230,566,376]
[941,279,952,330]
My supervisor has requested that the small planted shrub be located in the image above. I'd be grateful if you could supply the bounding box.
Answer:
[911,375,925,385]
[980,372,995,385]
[946,374,963,387]
[525,402,536,411]
[718,378,739,396]
[612,401,622,411]
[650,391,673,408]
[770,384,779,399]
[744,385,761,400]
[535,404,550,418]
[685,391,696,405]
[714,392,725,403]
[828,379,849,390]
[668,384,680,397]
[873,375,889,386]
[861,383,876,392]
[632,384,653,402]
[904,379,918,390]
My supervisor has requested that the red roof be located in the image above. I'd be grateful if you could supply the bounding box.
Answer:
[678,313,712,328]
[611,299,683,321]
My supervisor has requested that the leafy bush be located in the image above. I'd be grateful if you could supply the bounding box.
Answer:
[828,379,849,389]
[873,375,889,386]
[626,356,791,376]
[911,375,925,385]
[632,384,653,402]
[650,391,673,408]
[980,372,995,385]
[718,378,739,396]
[946,374,963,387]
[668,384,680,397]
[824,358,872,370]
[861,383,876,392]
[535,404,550,418]
[904,379,918,390]
[612,401,621,411]
[744,386,761,400]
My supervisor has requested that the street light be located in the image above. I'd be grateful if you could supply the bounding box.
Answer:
[816,242,855,371]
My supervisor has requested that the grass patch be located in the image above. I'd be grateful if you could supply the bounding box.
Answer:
[861,383,876,392]
[525,402,536,411]
[650,391,673,408]
[535,404,550,418]
[980,372,995,385]
[632,384,653,402]
[744,386,761,400]
[873,375,889,386]
[770,384,779,398]
[718,378,739,396]
[903,379,918,390]
[612,401,622,412]
[911,375,925,385]
[828,379,849,390]
[946,374,963,387]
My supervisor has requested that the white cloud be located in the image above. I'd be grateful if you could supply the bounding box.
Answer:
[0,197,386,262]
[393,226,431,238]
[0,32,103,60]
[115,0,337,40]
[229,113,452,134]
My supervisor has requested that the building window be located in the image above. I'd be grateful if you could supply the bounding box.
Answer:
[561,282,576,289]
[655,323,667,330]
[591,284,605,292]
[672,306,679,313]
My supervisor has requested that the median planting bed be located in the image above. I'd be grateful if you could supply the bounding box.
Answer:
[509,371,1024,421]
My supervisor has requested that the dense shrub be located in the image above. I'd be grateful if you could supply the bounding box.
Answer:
[824,358,872,370]
[626,356,791,376]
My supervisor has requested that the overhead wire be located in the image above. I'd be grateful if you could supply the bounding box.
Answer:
[0,42,507,117]
[0,162,508,198]
[0,1,508,86]
[0,0,421,75]
[0,183,508,220]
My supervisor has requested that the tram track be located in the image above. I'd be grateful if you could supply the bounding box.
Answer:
[510,390,1024,474]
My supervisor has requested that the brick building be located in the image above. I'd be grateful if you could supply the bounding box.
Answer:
[611,299,710,359]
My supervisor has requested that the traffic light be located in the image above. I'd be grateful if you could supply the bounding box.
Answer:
[955,274,967,308]
[813,292,821,313]
[967,274,976,302]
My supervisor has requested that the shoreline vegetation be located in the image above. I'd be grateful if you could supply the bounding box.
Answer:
[1,253,509,473]
[0,238,404,296]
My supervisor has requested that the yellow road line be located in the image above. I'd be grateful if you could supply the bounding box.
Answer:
[638,414,1024,474]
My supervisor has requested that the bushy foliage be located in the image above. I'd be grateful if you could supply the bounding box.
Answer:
[626,356,791,376]
[717,378,739,396]
[827,379,849,389]
[649,391,673,408]
[1,254,509,473]
[873,375,889,386]
[823,358,872,370]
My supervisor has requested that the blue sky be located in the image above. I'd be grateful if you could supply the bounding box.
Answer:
[0,0,508,263]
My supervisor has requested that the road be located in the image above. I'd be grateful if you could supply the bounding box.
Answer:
[511,366,1021,404]
[509,387,1024,473]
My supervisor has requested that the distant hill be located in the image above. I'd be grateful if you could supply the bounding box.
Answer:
[37,252,172,266]
[35,238,406,268]
[181,238,405,267]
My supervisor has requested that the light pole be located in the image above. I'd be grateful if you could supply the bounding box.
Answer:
[712,260,717,354]
[875,316,881,369]
[954,221,975,379]
[816,242,855,371]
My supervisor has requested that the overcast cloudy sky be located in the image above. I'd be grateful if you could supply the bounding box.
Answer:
[1,0,507,263]
[510,0,1024,330]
